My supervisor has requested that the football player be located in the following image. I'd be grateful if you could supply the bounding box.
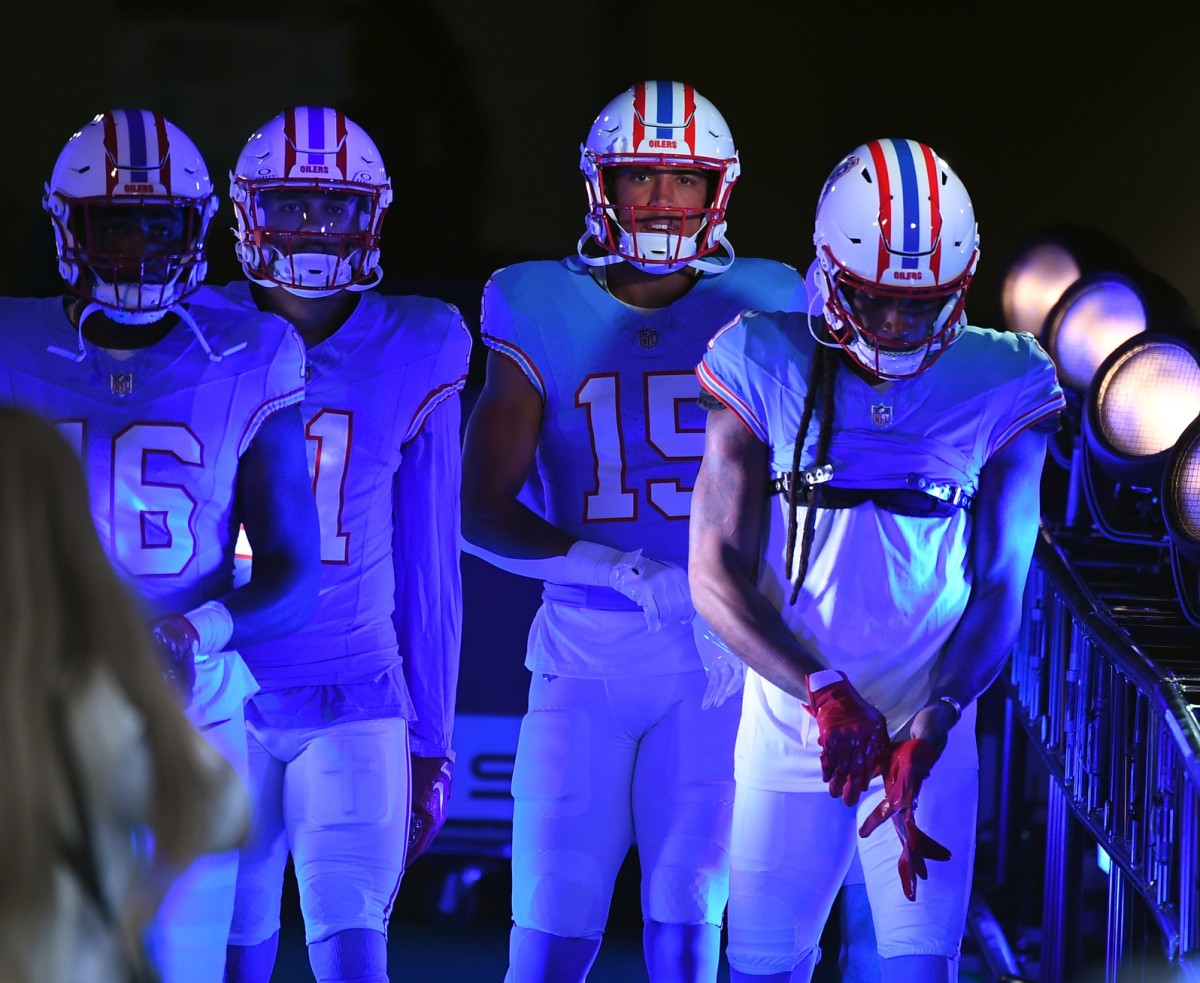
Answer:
[0,109,320,983]
[194,106,470,983]
[460,81,806,983]
[689,138,1066,981]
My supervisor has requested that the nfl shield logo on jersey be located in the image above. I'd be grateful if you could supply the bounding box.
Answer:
[638,328,658,349]
[110,373,133,397]
[871,403,892,428]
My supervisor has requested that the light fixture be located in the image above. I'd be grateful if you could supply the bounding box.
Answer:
[1162,416,1200,626]
[998,225,1135,341]
[1081,332,1200,544]
[1042,267,1196,395]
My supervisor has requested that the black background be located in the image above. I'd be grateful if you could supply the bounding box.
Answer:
[6,3,1199,339]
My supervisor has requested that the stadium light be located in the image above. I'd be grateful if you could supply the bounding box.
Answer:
[1162,417,1200,627]
[1081,332,1200,545]
[998,225,1135,341]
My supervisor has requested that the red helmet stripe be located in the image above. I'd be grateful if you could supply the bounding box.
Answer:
[920,141,942,281]
[152,111,171,192]
[101,113,120,196]
[335,109,349,178]
[632,81,647,150]
[867,140,892,283]
[283,107,299,175]
[682,83,696,153]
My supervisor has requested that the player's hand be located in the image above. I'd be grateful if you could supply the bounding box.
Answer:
[152,615,199,704]
[858,738,950,902]
[805,671,888,806]
[692,613,746,709]
[407,755,454,868]
[608,549,694,632]
[889,810,951,901]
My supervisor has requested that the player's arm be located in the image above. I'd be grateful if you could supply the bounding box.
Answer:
[396,396,462,759]
[907,425,1049,747]
[462,350,691,630]
[460,350,570,558]
[688,404,824,699]
[692,403,889,803]
[223,403,320,648]
[395,396,463,864]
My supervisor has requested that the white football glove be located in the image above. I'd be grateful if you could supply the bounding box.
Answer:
[563,541,694,632]
[691,613,746,709]
[608,549,694,633]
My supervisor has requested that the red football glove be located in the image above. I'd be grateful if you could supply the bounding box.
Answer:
[151,615,199,704]
[858,738,951,901]
[407,755,453,868]
[805,671,889,806]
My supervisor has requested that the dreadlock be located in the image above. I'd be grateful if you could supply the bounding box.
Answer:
[784,332,840,604]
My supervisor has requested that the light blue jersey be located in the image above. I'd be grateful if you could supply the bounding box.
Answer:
[483,255,805,676]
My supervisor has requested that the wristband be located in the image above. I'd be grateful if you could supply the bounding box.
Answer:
[459,536,624,587]
[936,695,963,724]
[804,668,845,704]
[562,539,626,587]
[182,600,235,657]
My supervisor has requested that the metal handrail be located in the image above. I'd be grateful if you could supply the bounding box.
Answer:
[1006,526,1200,975]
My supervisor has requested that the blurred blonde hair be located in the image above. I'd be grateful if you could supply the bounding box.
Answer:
[0,406,229,958]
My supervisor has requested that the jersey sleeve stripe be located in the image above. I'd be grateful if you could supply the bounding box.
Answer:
[238,385,305,457]
[993,394,1067,453]
[695,360,767,443]
[481,332,546,403]
[404,374,468,444]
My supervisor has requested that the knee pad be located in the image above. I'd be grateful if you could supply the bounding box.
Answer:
[725,865,822,977]
[643,859,727,926]
[508,925,600,983]
[512,866,611,940]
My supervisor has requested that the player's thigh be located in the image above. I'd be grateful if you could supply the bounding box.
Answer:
[229,723,292,943]
[510,673,638,938]
[856,718,978,959]
[283,717,411,941]
[631,669,739,925]
[726,785,858,976]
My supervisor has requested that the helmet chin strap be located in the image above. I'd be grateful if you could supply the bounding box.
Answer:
[47,302,247,363]
[575,229,735,276]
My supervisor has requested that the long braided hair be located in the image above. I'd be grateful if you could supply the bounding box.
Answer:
[783,325,840,604]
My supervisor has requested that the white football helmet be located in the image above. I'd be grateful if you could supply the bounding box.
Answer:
[578,80,739,274]
[813,138,979,378]
[230,107,392,297]
[42,110,218,325]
